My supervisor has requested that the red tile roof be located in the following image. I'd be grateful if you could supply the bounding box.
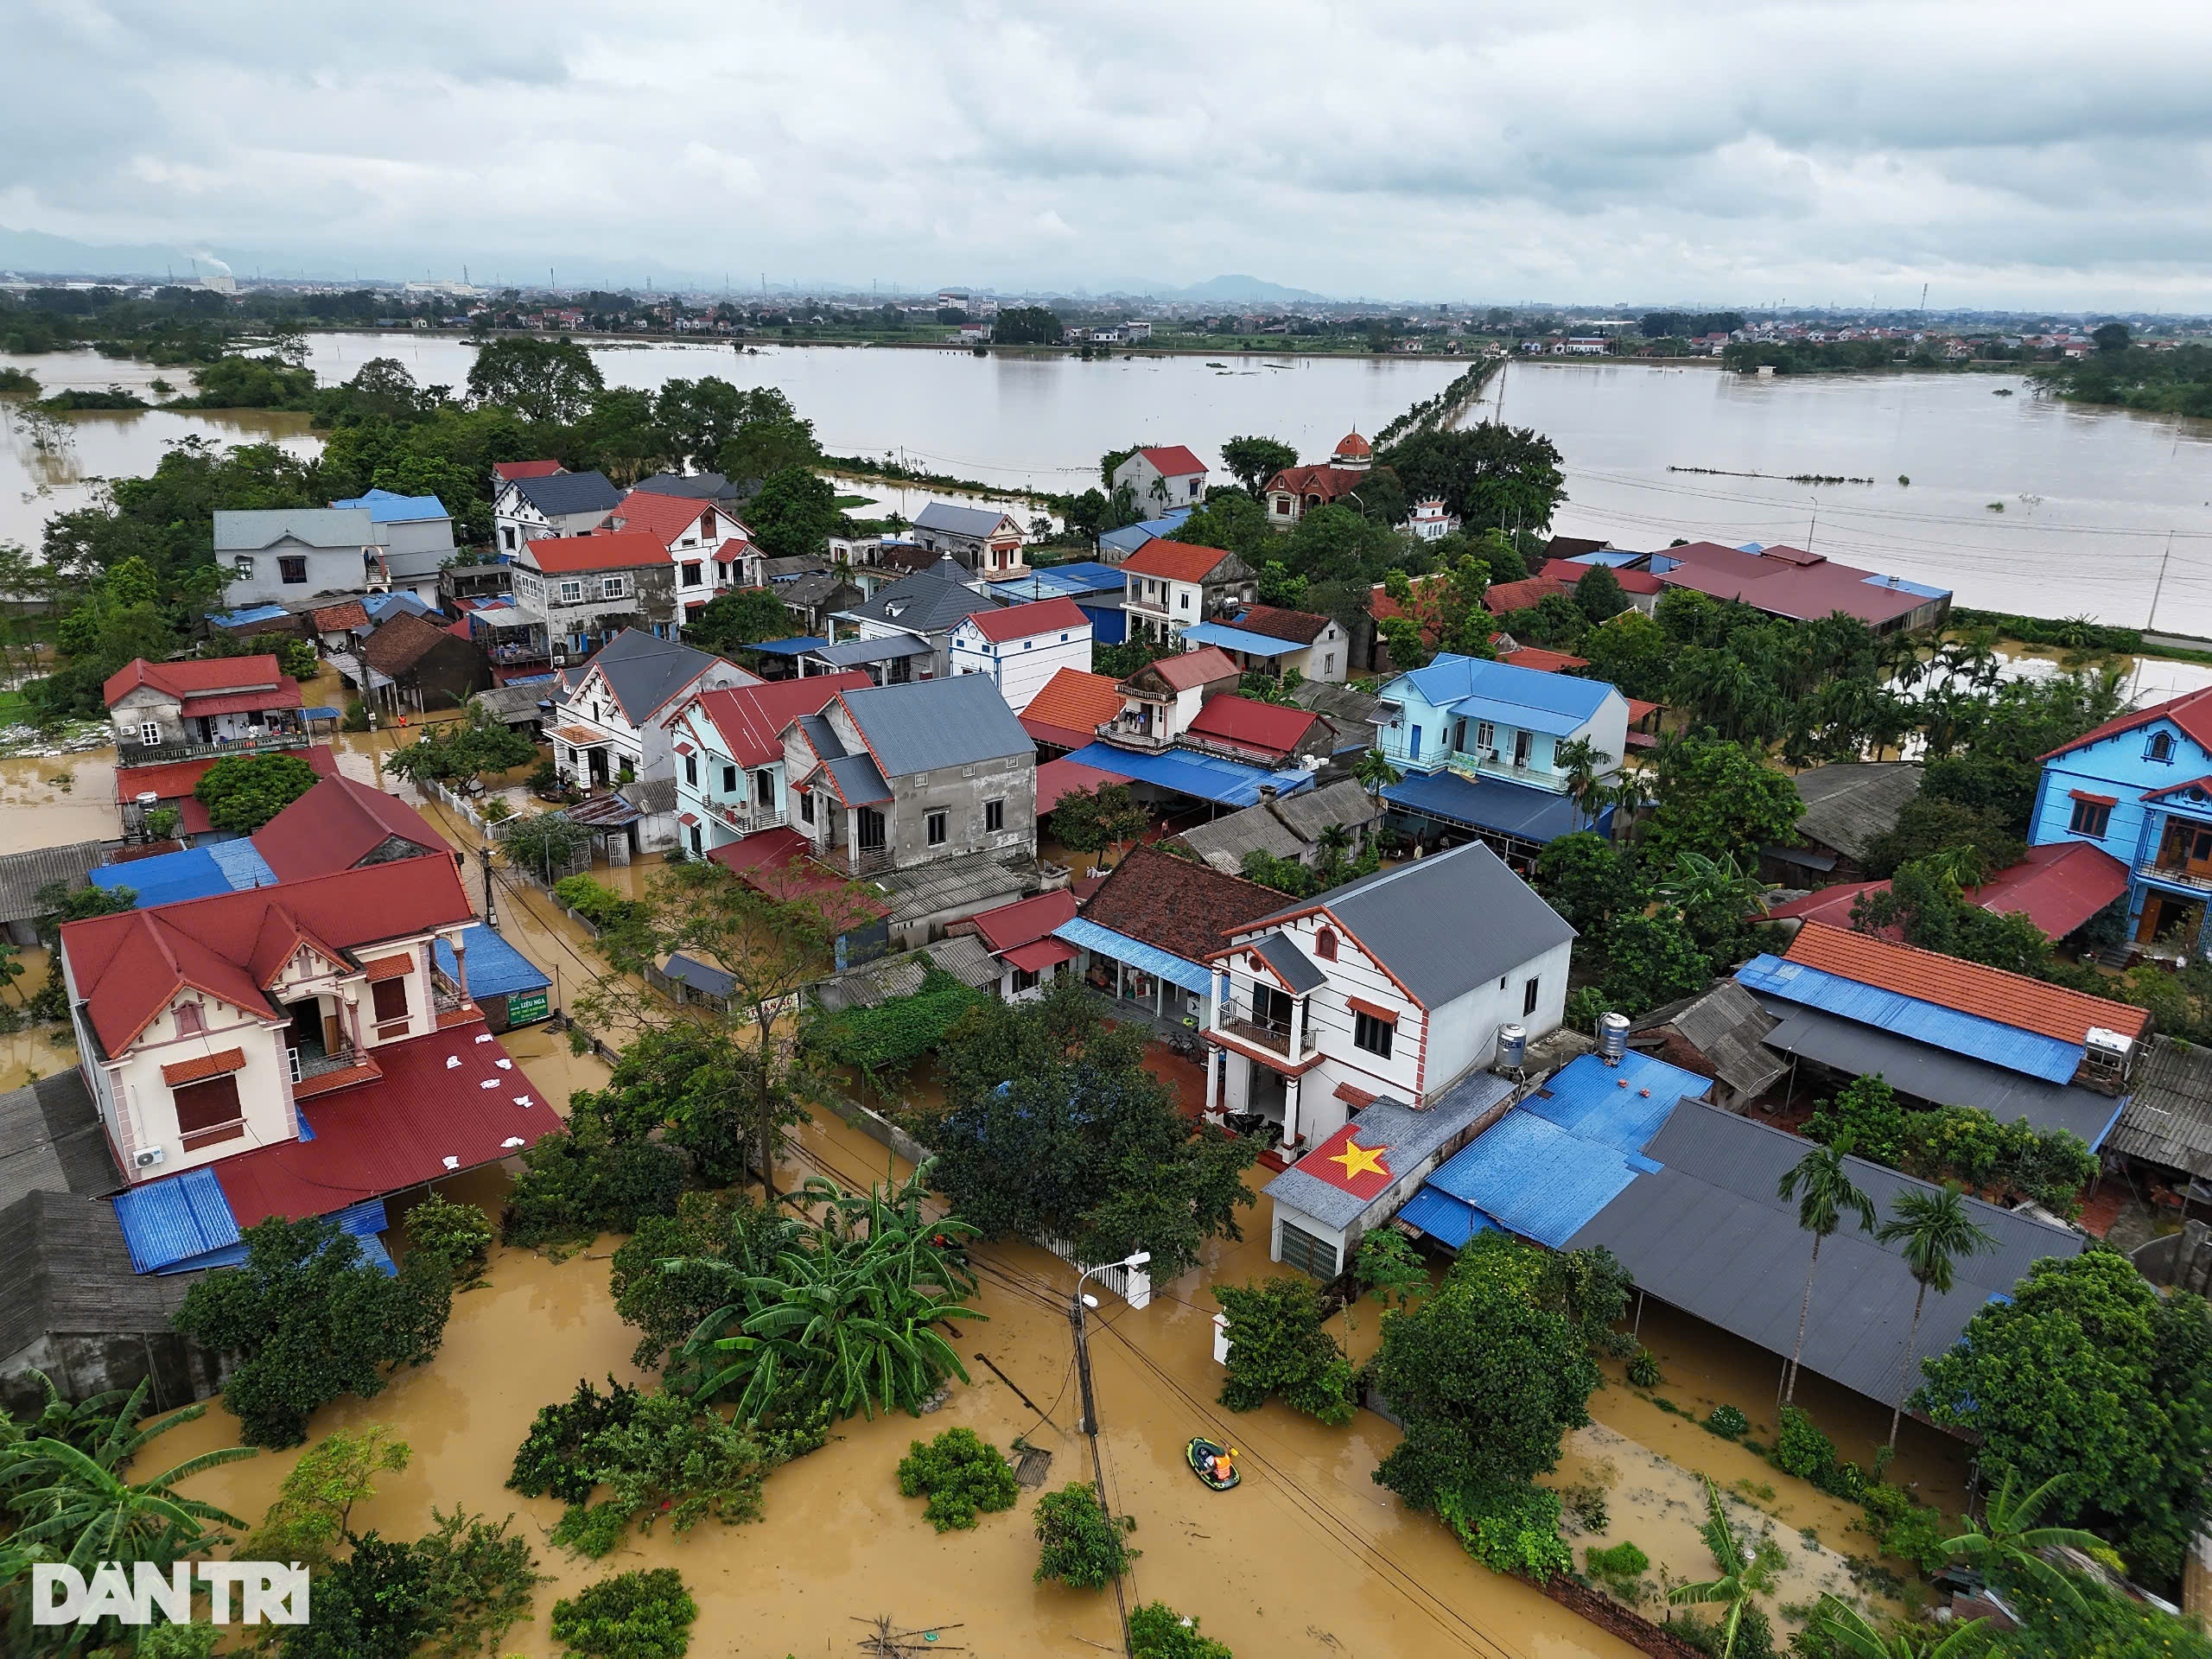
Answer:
[1080,845,1282,966]
[1768,842,2131,944]
[313,601,369,632]
[2042,685,2212,762]
[62,859,474,1057]
[1136,445,1206,477]
[608,490,734,548]
[1233,605,1333,645]
[213,1020,554,1229]
[161,1048,245,1087]
[492,460,563,481]
[1021,668,1127,750]
[252,775,449,882]
[706,826,889,927]
[1184,695,1319,760]
[1548,558,1663,595]
[961,596,1090,643]
[1484,575,1565,614]
[1783,920,2148,1043]
[103,655,289,712]
[1036,755,1131,813]
[1498,645,1590,674]
[359,612,460,676]
[1141,646,1240,694]
[969,888,1079,954]
[523,531,671,573]
[1264,464,1365,503]
[679,672,873,768]
[115,747,341,839]
[1119,539,1238,582]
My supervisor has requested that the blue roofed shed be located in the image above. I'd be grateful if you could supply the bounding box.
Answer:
[1058,741,1315,808]
[434,924,552,1031]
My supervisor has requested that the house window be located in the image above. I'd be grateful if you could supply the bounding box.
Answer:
[690,823,702,854]
[278,556,308,585]
[722,765,738,795]
[2069,798,2113,838]
[233,556,254,578]
[1323,653,1335,674]
[2147,731,2177,763]
[371,976,410,1039]
[1354,1010,1395,1058]
[857,807,887,850]
[559,580,585,604]
[1278,1219,1338,1279]
[1523,976,1541,1017]
[175,1001,203,1034]
[700,511,716,541]
[1179,591,1192,611]
[174,1074,245,1149]
[926,810,948,847]
[798,790,815,825]
[681,562,703,587]
[684,754,698,787]
[138,721,162,747]
[1476,721,1496,752]
[1014,967,1040,993]
[501,526,516,551]
[601,576,626,600]
[1315,929,1338,961]
[984,798,1004,833]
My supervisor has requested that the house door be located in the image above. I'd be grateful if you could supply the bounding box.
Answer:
[1513,729,1533,769]
[284,1000,324,1058]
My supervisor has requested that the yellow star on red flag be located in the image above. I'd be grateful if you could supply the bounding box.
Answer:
[1329,1135,1389,1182]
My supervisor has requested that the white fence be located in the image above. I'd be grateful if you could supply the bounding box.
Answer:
[1039,1236,1152,1310]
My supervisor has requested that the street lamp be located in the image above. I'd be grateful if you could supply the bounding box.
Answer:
[1071,1252,1149,1438]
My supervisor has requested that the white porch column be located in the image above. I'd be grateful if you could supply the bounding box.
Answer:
[1205,1048,1222,1120]
[1281,1074,1302,1160]
[1287,993,1306,1058]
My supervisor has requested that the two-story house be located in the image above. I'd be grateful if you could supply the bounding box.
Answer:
[1262,432,1374,530]
[104,656,308,756]
[1117,540,1256,645]
[331,489,458,606]
[785,676,1036,878]
[1109,446,1209,517]
[1374,652,1630,871]
[1204,840,1574,1160]
[819,557,1006,683]
[491,468,622,558]
[511,531,677,664]
[216,508,382,606]
[1096,646,1241,752]
[912,503,1027,576]
[1180,604,1350,683]
[2031,684,2212,954]
[604,489,753,623]
[946,597,1093,714]
[662,671,872,857]
[548,628,758,799]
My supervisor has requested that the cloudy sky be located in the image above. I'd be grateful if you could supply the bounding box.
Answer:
[7,1,2210,310]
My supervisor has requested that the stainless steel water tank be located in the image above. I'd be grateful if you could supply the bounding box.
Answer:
[1496,1023,1527,1071]
[1596,1011,1630,1065]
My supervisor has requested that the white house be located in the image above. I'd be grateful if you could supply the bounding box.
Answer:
[912,504,1027,577]
[1203,841,1574,1161]
[1110,446,1209,518]
[491,469,623,559]
[216,509,381,606]
[946,597,1093,715]
[548,629,757,815]
[1407,499,1460,542]
[661,671,873,859]
[605,490,754,624]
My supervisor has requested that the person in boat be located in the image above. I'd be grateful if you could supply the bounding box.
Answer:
[1211,1447,1236,1484]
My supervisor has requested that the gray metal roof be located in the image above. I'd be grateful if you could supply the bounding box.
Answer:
[472,684,553,723]
[1247,841,1574,1009]
[1759,1004,2124,1147]
[1566,1100,2083,1407]
[0,840,111,926]
[869,852,1037,926]
[841,562,1003,634]
[508,471,621,517]
[811,935,1001,1013]
[213,508,374,552]
[1789,762,1923,861]
[822,753,893,806]
[812,635,933,667]
[0,1190,200,1360]
[633,471,741,501]
[1177,779,1382,875]
[915,502,1016,539]
[1630,982,1786,1101]
[2106,1036,2212,1176]
[1265,1070,1517,1230]
[573,629,730,722]
[0,1071,122,1211]
[1249,932,1327,995]
[778,571,857,608]
[842,676,1034,776]
[798,713,845,760]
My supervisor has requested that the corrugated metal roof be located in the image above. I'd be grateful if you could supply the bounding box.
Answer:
[1382,767,1606,843]
[812,634,933,666]
[1737,953,2086,1084]
[1052,917,1214,995]
[1249,932,1326,995]
[1177,622,1306,658]
[1789,763,1923,861]
[1630,982,1785,1101]
[112,1167,239,1274]
[1783,921,2146,1045]
[842,676,1035,775]
[1393,652,1614,728]
[915,502,1015,538]
[0,840,112,925]
[213,507,374,552]
[2108,1036,2212,1175]
[1266,1074,1516,1230]
[1398,1185,1489,1247]
[92,848,242,908]
[1761,1006,2125,1147]
[332,488,449,524]
[435,924,550,1000]
[0,1072,123,1211]
[1059,742,1314,808]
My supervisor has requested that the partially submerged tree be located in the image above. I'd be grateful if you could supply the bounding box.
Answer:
[379,706,537,797]
[194,751,320,832]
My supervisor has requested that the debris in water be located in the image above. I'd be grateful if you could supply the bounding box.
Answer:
[855,1615,965,1655]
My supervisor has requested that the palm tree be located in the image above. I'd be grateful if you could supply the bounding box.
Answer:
[1352,748,1402,804]
[1554,737,1613,830]
[1668,1478,1776,1659]
[1944,1465,2119,1614]
[1876,1185,1996,1449]
[1804,1593,1983,1658]
[1776,1135,1877,1403]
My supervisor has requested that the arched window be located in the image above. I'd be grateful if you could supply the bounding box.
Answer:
[1315,929,1338,962]
[2147,730,2176,763]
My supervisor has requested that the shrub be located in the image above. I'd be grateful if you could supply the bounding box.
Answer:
[1033,1483,1136,1589]
[1564,985,1613,1033]
[1626,1349,1662,1389]
[1213,1276,1357,1426]
[342,698,371,733]
[404,1193,496,1282]
[1128,1601,1234,1659]
[1439,1478,1573,1582]
[1772,1406,1866,1501]
[552,875,645,933]
[510,1377,644,1505]
[1586,1539,1649,1601]
[548,1568,697,1659]
[1857,1482,1948,1574]
[896,1427,1020,1533]
[502,1124,686,1249]
[1706,1404,1749,1440]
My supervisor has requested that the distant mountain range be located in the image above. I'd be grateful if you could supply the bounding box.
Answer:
[1145,274,1333,303]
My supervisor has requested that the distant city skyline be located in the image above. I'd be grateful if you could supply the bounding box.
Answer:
[7,3,2211,312]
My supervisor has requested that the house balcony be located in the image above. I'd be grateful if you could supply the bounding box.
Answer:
[1096,715,1175,753]
[709,798,784,832]
[1205,1015,1325,1074]
[289,1041,382,1101]
[2143,860,2212,895]
[1442,747,1568,792]
[118,730,313,769]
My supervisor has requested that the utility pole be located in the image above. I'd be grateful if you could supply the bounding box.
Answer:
[1070,1254,1147,1656]
[480,840,497,929]
[2149,531,2175,633]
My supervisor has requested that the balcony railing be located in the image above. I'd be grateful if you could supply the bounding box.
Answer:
[1443,747,1567,791]
[1211,1015,1320,1064]
[289,1042,361,1083]
[1096,717,1174,753]
[2145,861,2212,893]
[119,731,313,768]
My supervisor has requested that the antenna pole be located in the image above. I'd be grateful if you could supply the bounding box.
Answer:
[2149,531,2175,632]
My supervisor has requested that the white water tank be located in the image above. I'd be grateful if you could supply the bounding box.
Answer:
[1596,1012,1630,1065]
[1496,1023,1527,1072]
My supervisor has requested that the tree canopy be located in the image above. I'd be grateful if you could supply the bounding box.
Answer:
[464,336,605,423]
[194,752,321,832]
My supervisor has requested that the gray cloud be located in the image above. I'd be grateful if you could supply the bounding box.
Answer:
[4,0,2211,308]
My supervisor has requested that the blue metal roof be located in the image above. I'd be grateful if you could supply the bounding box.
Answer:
[435,924,550,1000]
[1735,954,2084,1084]
[94,849,232,907]
[746,636,828,657]
[112,1167,239,1274]
[1562,550,1643,568]
[1058,742,1315,808]
[1382,767,1607,844]
[207,840,279,890]
[662,951,736,999]
[332,488,449,523]
[210,604,290,627]
[1398,1185,1491,1248]
[1177,622,1306,658]
[1097,524,1154,556]
[1394,653,1614,730]
[303,704,344,721]
[990,563,1128,601]
[1052,917,1215,995]
[1862,573,1951,601]
[363,592,435,622]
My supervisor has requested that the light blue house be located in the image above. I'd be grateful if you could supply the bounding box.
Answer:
[2030,685,2212,952]
[1374,652,1630,869]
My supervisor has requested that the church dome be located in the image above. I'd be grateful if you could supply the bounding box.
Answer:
[1332,430,1372,469]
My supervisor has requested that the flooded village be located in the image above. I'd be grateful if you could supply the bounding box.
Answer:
[3,301,2212,1659]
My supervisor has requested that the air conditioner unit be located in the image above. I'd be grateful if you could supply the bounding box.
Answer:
[2080,1027,2136,1094]
[134,1148,164,1169]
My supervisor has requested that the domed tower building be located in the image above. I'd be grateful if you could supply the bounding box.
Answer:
[1262,429,1376,529]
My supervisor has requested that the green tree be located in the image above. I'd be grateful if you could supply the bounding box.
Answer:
[2093,321,2133,353]
[172,1215,457,1448]
[465,336,604,423]
[1944,1465,2119,1617]
[742,465,840,560]
[1595,912,1712,1016]
[194,751,320,832]
[1033,1484,1135,1589]
[244,1423,411,1567]
[548,1567,696,1659]
[1351,747,1402,804]
[1667,1478,1780,1659]
[992,305,1064,346]
[1651,849,1771,961]
[1802,1594,1983,1659]
[1573,564,1630,623]
[1213,1276,1357,1425]
[404,1194,497,1284]
[895,1427,1021,1533]
[1128,1602,1235,1659]
[1875,1185,1995,1449]
[1046,781,1151,859]
[1804,1075,1908,1166]
[1219,435,1299,497]
[1776,1134,1877,1404]
[1379,422,1566,531]
[681,587,795,660]
[1637,736,1802,866]
[380,706,537,796]
[1577,609,1674,702]
[1535,831,1639,936]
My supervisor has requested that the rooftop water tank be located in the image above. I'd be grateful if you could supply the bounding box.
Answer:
[1596,1012,1630,1065]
